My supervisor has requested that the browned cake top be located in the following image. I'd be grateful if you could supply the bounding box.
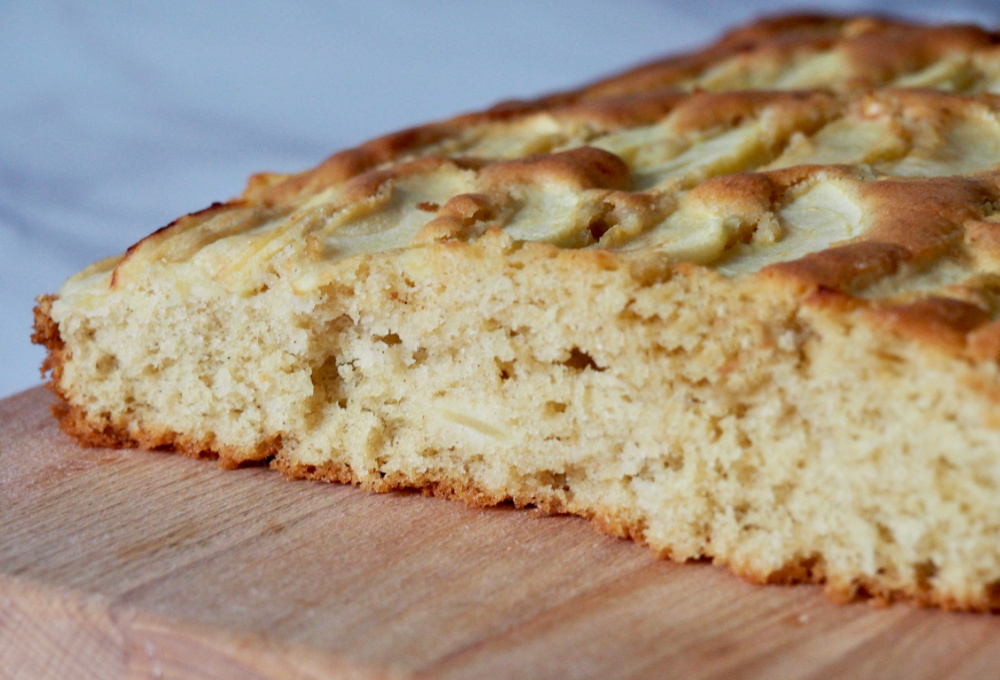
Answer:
[56,15,1000,361]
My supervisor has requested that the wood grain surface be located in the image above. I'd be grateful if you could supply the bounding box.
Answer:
[3,387,1000,680]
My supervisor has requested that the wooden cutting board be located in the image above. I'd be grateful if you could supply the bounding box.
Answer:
[4,387,1000,680]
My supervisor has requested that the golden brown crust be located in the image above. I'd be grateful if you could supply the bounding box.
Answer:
[867,297,993,350]
[111,199,269,289]
[221,15,1000,211]
[763,177,1000,353]
[562,16,998,100]
[479,146,633,191]
[107,85,1000,320]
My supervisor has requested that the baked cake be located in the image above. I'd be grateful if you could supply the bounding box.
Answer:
[33,15,1000,610]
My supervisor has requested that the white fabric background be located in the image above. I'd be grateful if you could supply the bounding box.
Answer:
[4,0,1000,397]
